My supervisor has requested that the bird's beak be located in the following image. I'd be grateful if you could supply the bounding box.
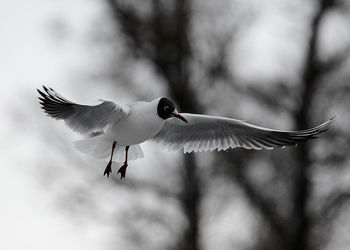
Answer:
[172,111,187,123]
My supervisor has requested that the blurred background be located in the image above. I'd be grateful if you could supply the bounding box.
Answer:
[1,0,350,249]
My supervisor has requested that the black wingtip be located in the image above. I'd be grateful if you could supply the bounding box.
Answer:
[43,85,49,93]
[37,88,45,97]
[37,85,52,96]
[319,116,336,131]
[37,85,74,120]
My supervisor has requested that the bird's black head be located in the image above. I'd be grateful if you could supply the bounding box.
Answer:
[157,97,175,119]
[157,97,188,123]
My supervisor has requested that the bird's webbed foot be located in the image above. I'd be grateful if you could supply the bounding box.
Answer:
[117,163,128,180]
[103,161,113,178]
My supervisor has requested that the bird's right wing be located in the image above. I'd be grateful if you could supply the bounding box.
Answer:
[38,86,128,135]
[152,113,334,153]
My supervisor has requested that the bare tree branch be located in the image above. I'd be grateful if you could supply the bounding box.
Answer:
[317,191,350,221]
[219,152,291,249]
[292,1,339,249]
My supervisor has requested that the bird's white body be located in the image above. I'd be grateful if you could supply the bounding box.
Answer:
[106,100,165,146]
[72,99,165,163]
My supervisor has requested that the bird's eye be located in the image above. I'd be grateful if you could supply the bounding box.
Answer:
[164,106,170,111]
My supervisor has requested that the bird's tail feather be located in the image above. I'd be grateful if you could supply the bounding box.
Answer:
[73,135,144,162]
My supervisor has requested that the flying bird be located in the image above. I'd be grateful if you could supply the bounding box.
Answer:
[37,86,334,179]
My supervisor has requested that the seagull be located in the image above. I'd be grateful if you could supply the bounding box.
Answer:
[37,86,334,179]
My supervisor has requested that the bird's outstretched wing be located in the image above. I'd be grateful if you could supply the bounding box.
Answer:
[152,113,334,153]
[37,86,128,135]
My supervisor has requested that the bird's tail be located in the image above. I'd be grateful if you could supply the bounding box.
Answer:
[73,135,144,162]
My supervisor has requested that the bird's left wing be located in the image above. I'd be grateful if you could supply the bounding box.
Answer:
[38,86,128,135]
[152,113,334,153]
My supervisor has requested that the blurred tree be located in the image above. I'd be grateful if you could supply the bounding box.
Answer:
[66,0,350,250]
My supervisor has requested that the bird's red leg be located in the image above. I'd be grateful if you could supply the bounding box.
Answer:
[117,146,130,180]
[103,141,117,178]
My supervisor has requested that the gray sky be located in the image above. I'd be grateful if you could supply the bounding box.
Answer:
[0,0,113,249]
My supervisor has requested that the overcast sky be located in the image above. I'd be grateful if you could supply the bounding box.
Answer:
[0,0,112,249]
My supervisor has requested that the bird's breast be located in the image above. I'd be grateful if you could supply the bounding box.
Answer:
[107,107,165,146]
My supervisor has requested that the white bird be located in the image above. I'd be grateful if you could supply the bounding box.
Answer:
[37,86,334,179]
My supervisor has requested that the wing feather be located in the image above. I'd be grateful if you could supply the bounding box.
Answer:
[152,113,334,153]
[37,86,128,135]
